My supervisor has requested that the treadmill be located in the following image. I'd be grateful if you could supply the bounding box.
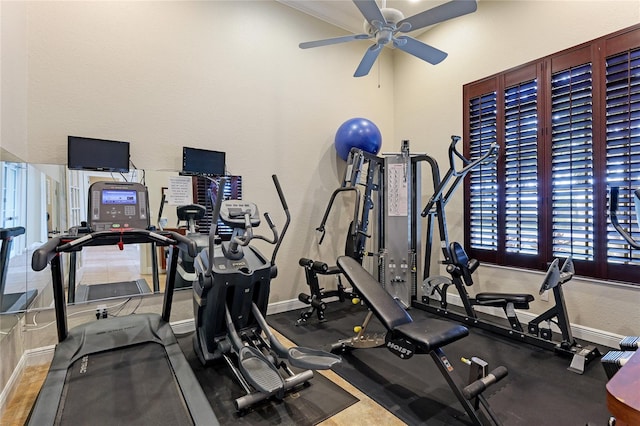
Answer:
[28,181,219,425]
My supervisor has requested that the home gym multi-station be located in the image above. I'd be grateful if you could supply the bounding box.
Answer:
[2,1,640,425]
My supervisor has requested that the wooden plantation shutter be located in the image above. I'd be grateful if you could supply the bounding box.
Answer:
[504,78,539,255]
[467,90,499,252]
[550,62,595,261]
[606,46,640,266]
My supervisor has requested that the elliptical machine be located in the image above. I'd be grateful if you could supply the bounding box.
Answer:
[193,175,341,411]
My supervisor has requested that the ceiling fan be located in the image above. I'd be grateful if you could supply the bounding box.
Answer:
[299,0,477,77]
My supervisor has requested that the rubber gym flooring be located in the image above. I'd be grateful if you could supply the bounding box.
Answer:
[176,332,359,425]
[269,301,613,425]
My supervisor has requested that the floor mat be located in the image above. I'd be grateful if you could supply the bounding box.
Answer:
[176,332,359,425]
[269,301,612,426]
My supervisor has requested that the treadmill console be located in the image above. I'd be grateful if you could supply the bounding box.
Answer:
[88,181,150,231]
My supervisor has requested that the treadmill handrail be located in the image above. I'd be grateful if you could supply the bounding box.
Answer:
[32,236,64,271]
[0,226,26,239]
[31,229,196,271]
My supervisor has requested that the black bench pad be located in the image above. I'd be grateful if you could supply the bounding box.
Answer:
[337,256,412,330]
[393,317,468,352]
[337,256,468,353]
[476,292,534,308]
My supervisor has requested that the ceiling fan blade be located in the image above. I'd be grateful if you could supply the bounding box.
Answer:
[397,0,477,33]
[393,36,448,65]
[354,44,383,77]
[353,0,386,27]
[299,33,372,49]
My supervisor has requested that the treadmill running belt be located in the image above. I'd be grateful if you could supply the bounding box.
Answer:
[57,342,193,425]
[86,280,148,300]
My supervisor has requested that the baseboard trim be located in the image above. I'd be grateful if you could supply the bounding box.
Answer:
[171,318,196,335]
[0,344,56,418]
[0,351,26,418]
[266,298,307,315]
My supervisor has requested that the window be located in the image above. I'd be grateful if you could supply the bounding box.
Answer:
[1,162,27,258]
[463,24,640,283]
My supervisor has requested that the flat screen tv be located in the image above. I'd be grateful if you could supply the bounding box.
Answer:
[182,146,225,176]
[68,136,130,173]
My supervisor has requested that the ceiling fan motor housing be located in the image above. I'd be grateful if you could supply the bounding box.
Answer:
[363,8,405,35]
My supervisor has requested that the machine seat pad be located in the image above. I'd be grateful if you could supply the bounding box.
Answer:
[476,292,534,308]
[337,256,412,330]
[393,317,468,352]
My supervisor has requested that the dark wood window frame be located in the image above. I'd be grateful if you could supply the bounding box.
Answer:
[463,23,640,284]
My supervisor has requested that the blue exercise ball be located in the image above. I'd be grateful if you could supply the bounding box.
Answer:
[334,118,382,161]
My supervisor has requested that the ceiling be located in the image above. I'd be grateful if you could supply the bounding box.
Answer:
[277,0,454,36]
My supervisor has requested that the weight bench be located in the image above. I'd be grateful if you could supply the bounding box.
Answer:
[337,256,507,425]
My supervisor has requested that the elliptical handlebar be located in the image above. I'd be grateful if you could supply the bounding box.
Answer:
[206,177,228,276]
[269,174,290,266]
[610,186,640,249]
[228,176,289,262]
[204,175,290,270]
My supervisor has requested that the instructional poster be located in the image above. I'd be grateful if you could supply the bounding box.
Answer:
[167,176,193,206]
[387,163,408,216]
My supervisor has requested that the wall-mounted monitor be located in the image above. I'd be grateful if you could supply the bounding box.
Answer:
[182,146,225,177]
[67,136,130,173]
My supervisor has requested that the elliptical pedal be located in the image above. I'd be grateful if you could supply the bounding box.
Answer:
[238,346,285,395]
[287,347,341,370]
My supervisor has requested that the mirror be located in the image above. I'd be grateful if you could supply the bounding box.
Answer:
[0,159,72,317]
[1,159,205,326]
[0,149,30,342]
[0,152,208,351]
[47,168,187,306]
[58,168,170,305]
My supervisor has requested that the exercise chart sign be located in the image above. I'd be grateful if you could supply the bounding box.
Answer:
[167,176,193,206]
[387,163,408,216]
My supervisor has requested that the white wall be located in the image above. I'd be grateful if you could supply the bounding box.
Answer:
[1,1,28,161]
[22,1,395,304]
[393,0,640,336]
